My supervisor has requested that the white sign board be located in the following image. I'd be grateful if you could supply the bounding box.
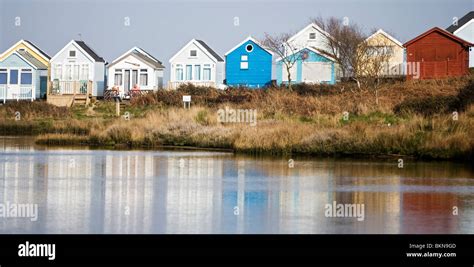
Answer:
[183,95,191,102]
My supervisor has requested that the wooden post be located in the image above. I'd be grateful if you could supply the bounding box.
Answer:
[115,98,120,117]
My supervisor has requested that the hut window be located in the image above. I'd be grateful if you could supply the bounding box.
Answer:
[54,64,62,79]
[186,65,193,80]
[203,64,211,80]
[194,65,201,80]
[9,70,19,84]
[140,69,148,86]
[0,70,7,85]
[175,64,184,81]
[241,55,248,61]
[114,70,123,86]
[309,33,316,40]
[73,65,80,80]
[190,50,197,57]
[20,69,33,85]
[69,50,76,57]
[240,62,249,69]
[81,64,89,80]
[245,44,254,53]
[64,65,72,80]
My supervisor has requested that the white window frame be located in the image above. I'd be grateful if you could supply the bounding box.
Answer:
[20,69,33,85]
[139,69,148,86]
[240,62,249,70]
[69,50,77,58]
[80,64,89,80]
[54,64,62,80]
[114,69,123,86]
[203,64,211,81]
[194,64,201,81]
[175,64,184,81]
[185,64,193,80]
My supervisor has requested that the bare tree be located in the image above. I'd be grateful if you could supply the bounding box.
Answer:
[262,32,301,90]
[312,16,368,88]
[361,30,394,104]
[313,17,395,105]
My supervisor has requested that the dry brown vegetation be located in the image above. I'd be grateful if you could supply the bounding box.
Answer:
[3,76,473,161]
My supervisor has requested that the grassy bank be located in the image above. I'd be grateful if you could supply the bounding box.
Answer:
[3,77,474,161]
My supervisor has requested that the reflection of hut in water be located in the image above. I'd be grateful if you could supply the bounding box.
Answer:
[401,192,460,234]
[330,161,402,233]
[164,156,224,233]
[103,153,155,233]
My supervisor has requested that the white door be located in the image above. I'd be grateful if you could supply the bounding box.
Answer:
[8,69,20,99]
[302,62,332,83]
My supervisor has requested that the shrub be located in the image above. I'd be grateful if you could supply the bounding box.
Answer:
[394,95,460,116]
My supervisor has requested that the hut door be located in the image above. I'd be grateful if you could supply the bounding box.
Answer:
[124,70,130,93]
[8,69,20,98]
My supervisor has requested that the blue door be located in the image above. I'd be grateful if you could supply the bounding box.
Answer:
[40,76,47,98]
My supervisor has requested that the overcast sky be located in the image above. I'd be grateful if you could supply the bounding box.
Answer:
[0,0,472,81]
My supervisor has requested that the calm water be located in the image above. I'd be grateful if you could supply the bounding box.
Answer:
[0,136,473,234]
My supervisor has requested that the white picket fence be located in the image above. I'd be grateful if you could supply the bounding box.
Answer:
[0,85,34,103]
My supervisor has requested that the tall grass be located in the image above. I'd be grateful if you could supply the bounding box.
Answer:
[7,76,473,161]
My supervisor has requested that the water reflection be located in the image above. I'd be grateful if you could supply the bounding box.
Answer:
[0,137,473,234]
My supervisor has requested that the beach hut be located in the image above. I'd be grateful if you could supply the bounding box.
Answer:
[0,40,50,99]
[225,36,273,88]
[276,47,336,85]
[168,39,225,89]
[49,40,106,103]
[107,47,164,98]
[0,51,48,102]
[404,27,473,80]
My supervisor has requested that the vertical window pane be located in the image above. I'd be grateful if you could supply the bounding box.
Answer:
[21,72,33,85]
[9,70,18,84]
[132,70,138,86]
[114,73,122,86]
[194,65,201,80]
[65,65,72,80]
[55,64,62,80]
[186,65,192,80]
[176,68,183,81]
[81,64,89,80]
[140,70,148,86]
[0,73,7,84]
[203,65,211,80]
[73,65,80,80]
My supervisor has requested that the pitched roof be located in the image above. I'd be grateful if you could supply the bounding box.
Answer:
[16,50,48,69]
[403,27,474,47]
[0,39,51,62]
[109,47,165,69]
[131,50,165,69]
[196,40,224,62]
[169,39,223,63]
[74,40,105,62]
[287,23,333,43]
[23,40,51,60]
[446,11,474,33]
[225,36,273,56]
[365,29,403,47]
[135,47,163,65]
